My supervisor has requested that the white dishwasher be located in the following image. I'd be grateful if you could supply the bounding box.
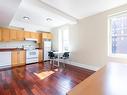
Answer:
[0,52,12,67]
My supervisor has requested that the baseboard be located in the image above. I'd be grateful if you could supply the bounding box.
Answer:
[63,60,101,71]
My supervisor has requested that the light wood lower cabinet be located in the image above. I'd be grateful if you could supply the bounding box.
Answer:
[12,51,18,67]
[12,50,26,67]
[19,50,26,65]
[38,49,43,62]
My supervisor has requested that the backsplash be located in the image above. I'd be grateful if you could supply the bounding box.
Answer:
[0,41,38,49]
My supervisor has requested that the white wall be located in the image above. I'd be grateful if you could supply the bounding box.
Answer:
[52,4,127,69]
[0,41,38,49]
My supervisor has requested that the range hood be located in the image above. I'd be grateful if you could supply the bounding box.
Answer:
[25,38,38,42]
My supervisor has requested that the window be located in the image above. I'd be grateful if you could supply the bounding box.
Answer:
[58,26,70,52]
[108,12,127,57]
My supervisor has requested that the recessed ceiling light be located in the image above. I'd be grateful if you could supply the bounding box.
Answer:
[46,18,53,22]
[23,16,30,20]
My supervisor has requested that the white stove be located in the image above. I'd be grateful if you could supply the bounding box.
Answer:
[26,49,39,64]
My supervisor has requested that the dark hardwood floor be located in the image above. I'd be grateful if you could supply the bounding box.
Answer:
[0,62,95,95]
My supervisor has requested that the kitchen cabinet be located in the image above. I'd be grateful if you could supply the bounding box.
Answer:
[24,31,31,38]
[10,29,17,41]
[42,32,48,39]
[30,32,42,43]
[19,50,26,65]
[16,30,24,41]
[42,32,53,40]
[11,51,18,66]
[0,28,2,41]
[38,49,43,62]
[0,27,52,43]
[37,33,42,44]
[47,33,53,40]
[30,32,37,39]
[12,50,26,67]
[1,28,10,41]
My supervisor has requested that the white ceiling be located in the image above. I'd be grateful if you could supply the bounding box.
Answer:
[1,0,127,31]
[10,0,77,32]
[0,0,21,26]
[40,0,127,19]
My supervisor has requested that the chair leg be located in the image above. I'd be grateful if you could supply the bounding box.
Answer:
[64,59,66,68]
[49,59,52,64]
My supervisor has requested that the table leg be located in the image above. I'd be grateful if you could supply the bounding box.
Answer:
[58,53,59,67]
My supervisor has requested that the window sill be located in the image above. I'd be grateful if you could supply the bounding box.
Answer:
[108,54,127,59]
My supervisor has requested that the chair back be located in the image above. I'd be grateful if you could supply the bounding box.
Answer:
[63,52,69,59]
[48,51,55,59]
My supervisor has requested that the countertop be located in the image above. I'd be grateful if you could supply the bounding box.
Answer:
[0,48,43,52]
[0,48,24,52]
[67,62,127,95]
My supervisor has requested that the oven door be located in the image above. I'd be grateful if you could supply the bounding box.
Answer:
[26,50,38,59]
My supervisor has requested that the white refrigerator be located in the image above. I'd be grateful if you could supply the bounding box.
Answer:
[43,40,52,61]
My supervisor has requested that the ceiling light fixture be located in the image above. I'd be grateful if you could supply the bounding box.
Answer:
[23,16,30,20]
[46,18,53,22]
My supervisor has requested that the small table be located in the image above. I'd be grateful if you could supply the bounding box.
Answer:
[53,52,64,67]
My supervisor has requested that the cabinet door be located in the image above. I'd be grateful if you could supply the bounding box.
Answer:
[10,29,17,41]
[0,28,2,41]
[42,32,53,40]
[30,32,38,39]
[47,33,53,40]
[11,51,18,67]
[16,30,24,41]
[24,31,31,38]
[37,33,42,43]
[42,33,48,39]
[38,49,43,62]
[19,50,26,65]
[2,28,10,41]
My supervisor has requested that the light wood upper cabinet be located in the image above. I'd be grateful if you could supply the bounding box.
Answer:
[0,28,2,41]
[30,32,38,39]
[42,32,53,40]
[30,32,42,43]
[10,29,17,41]
[0,27,52,42]
[30,32,35,39]
[42,32,48,39]
[1,28,10,41]
[37,33,42,44]
[38,49,43,62]
[47,33,53,40]
[24,31,31,38]
[16,30,24,41]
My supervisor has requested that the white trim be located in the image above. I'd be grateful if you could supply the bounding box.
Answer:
[0,65,11,69]
[60,60,102,71]
[108,10,127,18]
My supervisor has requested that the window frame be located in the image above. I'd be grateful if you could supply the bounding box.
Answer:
[108,11,127,58]
[58,26,70,52]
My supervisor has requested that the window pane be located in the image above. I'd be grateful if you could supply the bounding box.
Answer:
[111,14,127,54]
[58,26,70,52]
